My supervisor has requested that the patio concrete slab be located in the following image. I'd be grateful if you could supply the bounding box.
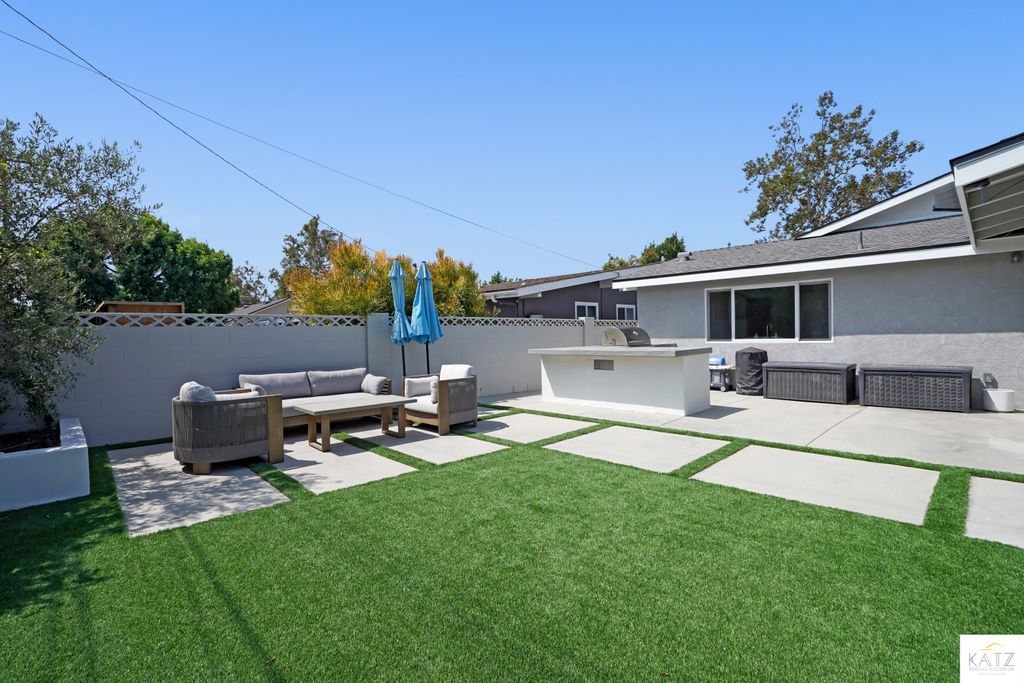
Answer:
[662,396,865,444]
[483,391,1024,475]
[108,443,288,537]
[275,433,416,494]
[966,477,1024,550]
[693,445,939,525]
[343,423,506,464]
[808,407,1024,475]
[547,426,728,473]
[463,412,592,443]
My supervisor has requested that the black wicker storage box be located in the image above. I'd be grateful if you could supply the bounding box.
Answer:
[858,365,972,413]
[763,362,856,404]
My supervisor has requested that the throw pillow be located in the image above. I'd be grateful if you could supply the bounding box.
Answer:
[179,381,216,402]
[361,374,388,395]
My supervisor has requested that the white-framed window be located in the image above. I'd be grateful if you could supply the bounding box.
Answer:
[616,304,636,321]
[705,280,832,342]
[575,301,599,319]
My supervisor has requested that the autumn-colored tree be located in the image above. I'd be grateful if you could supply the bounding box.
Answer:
[287,240,490,317]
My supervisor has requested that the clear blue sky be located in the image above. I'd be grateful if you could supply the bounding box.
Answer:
[3,1,1023,281]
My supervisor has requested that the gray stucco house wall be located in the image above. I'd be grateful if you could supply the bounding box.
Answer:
[637,253,1024,407]
[493,281,637,319]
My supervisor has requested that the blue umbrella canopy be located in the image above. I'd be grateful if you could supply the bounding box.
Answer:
[388,260,412,345]
[409,261,444,345]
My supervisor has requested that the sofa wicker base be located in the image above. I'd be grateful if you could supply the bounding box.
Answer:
[763,362,856,404]
[858,365,972,413]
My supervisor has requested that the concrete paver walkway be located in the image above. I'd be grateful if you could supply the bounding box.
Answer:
[463,413,592,443]
[966,477,1024,549]
[693,445,939,525]
[108,443,288,537]
[344,422,506,464]
[275,433,416,494]
[547,426,728,473]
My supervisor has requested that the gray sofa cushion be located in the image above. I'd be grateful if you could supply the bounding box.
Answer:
[409,395,438,415]
[215,390,260,401]
[361,373,388,395]
[238,371,311,399]
[405,376,436,398]
[309,368,367,396]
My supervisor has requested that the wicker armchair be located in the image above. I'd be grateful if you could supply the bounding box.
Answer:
[172,390,284,474]
[403,365,478,436]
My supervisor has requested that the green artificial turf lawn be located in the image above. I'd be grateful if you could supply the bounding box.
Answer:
[2,413,1023,681]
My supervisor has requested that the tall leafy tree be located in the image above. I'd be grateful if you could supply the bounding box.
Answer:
[231,261,269,305]
[115,214,240,313]
[288,240,490,317]
[269,215,338,297]
[604,231,686,270]
[741,91,924,240]
[0,114,144,423]
[484,271,515,285]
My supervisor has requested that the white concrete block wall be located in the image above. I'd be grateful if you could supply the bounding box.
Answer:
[39,315,589,446]
[57,324,368,446]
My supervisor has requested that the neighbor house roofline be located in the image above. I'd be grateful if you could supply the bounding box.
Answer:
[481,269,623,299]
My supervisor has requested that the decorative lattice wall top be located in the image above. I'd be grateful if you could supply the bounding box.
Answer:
[78,313,366,328]
[437,316,584,327]
[593,319,639,327]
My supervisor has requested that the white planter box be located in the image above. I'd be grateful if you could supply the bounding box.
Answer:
[0,418,90,512]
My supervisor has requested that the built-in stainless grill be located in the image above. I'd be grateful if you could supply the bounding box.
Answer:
[601,326,676,348]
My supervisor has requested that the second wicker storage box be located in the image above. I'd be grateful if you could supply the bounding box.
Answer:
[858,365,972,413]
[763,362,857,404]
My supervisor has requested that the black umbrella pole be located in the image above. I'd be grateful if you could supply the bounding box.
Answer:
[401,346,407,380]
[425,343,431,374]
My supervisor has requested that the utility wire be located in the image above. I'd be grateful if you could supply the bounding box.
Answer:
[0,2,377,254]
[0,21,600,268]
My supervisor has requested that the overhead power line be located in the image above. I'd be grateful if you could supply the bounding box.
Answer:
[0,1,377,254]
[0,19,600,269]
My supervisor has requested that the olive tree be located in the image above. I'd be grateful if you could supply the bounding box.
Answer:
[0,114,144,425]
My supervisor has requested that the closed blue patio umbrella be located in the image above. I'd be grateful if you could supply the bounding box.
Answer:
[409,261,444,373]
[389,260,413,377]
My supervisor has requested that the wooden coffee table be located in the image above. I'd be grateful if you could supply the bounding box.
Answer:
[294,395,418,453]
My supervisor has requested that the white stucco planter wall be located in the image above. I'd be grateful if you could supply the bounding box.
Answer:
[0,418,90,512]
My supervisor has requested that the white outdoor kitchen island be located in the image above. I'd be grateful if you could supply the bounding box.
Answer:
[528,344,713,415]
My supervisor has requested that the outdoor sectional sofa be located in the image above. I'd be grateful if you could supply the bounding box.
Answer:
[238,368,391,429]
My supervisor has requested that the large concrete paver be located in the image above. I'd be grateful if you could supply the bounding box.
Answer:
[463,413,592,443]
[693,445,939,525]
[108,443,288,537]
[966,477,1024,550]
[547,426,728,473]
[809,407,1024,474]
[343,423,505,464]
[276,433,416,493]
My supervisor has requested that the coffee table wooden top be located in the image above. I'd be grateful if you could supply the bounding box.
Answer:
[293,394,416,416]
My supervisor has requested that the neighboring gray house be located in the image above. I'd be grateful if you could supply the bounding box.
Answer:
[481,269,638,320]
[614,133,1024,408]
[232,297,294,316]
